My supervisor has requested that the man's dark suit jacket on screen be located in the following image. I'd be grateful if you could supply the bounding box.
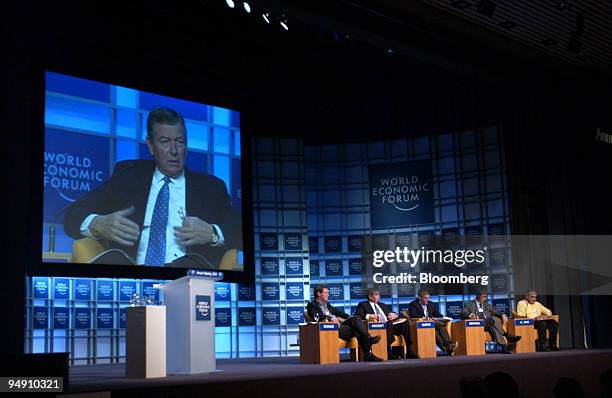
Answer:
[63,160,242,267]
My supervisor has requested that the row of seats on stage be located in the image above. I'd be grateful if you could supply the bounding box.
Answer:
[299,310,560,364]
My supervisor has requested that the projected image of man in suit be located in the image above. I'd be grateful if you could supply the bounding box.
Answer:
[63,107,242,268]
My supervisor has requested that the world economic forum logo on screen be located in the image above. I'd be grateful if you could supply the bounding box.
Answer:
[368,160,434,229]
[43,129,110,222]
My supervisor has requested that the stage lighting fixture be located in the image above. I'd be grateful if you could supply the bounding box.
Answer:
[555,1,572,10]
[225,0,235,9]
[262,12,271,24]
[332,32,351,43]
[242,2,251,13]
[280,16,289,31]
[477,0,497,17]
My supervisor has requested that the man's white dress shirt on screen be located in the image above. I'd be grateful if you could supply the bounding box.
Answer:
[79,168,224,265]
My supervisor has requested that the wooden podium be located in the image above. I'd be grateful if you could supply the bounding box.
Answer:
[409,320,436,358]
[299,323,341,364]
[452,319,486,356]
[363,322,388,360]
[507,318,536,353]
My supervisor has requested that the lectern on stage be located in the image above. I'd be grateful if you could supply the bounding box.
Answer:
[299,322,342,364]
[409,320,437,359]
[366,322,388,360]
[452,319,486,356]
[163,271,223,374]
[126,305,166,378]
[507,318,536,353]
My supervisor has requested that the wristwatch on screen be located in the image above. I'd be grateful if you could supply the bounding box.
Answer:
[210,227,219,245]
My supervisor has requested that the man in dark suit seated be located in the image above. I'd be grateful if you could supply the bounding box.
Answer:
[63,107,241,268]
[355,287,412,359]
[306,285,383,362]
[459,288,521,354]
[408,289,457,355]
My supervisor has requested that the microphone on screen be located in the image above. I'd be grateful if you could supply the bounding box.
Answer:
[47,202,74,253]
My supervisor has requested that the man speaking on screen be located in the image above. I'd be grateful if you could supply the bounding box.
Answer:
[63,107,241,267]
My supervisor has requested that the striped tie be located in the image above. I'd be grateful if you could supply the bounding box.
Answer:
[375,304,387,322]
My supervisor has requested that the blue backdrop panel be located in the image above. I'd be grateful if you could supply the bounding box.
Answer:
[54,278,70,299]
[216,307,232,327]
[53,308,70,329]
[97,280,114,301]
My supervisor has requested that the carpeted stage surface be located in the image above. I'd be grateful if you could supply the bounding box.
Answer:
[64,349,612,397]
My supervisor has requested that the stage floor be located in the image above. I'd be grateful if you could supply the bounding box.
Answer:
[67,349,612,397]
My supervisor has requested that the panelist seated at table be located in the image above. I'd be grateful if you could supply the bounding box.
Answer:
[63,107,242,268]
[459,289,521,354]
[407,289,457,355]
[516,290,559,352]
[355,287,412,359]
[306,285,383,362]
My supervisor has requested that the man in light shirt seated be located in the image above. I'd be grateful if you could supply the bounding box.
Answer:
[355,288,412,359]
[516,290,559,351]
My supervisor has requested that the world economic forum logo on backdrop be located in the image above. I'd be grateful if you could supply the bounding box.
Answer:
[368,160,434,229]
[195,295,212,321]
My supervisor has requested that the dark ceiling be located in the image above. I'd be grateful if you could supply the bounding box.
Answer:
[418,0,612,70]
[11,0,609,97]
[268,0,612,78]
[6,0,611,142]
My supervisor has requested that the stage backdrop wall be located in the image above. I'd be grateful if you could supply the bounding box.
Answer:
[25,130,513,362]
[304,130,513,325]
